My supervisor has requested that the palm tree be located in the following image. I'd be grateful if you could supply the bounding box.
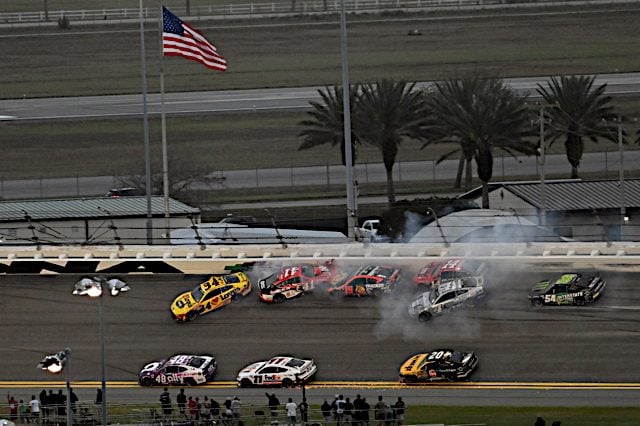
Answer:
[356,79,429,204]
[536,75,616,178]
[425,76,536,208]
[298,85,360,166]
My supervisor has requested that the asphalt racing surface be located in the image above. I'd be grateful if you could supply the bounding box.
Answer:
[2,261,640,405]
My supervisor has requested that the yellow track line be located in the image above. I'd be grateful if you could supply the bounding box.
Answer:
[1,381,640,390]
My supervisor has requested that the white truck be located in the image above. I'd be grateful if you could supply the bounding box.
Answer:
[358,219,381,241]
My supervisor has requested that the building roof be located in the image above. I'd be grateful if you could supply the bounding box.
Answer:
[0,196,199,222]
[460,179,640,211]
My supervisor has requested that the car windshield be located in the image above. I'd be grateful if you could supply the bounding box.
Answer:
[191,286,205,302]
[450,352,463,363]
[285,358,305,368]
[300,264,314,276]
[223,274,241,284]
[189,357,207,368]
[440,270,456,280]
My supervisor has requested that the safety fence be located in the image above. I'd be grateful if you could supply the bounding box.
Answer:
[0,0,631,25]
[0,400,414,426]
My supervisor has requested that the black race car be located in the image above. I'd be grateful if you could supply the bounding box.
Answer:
[399,349,478,383]
[528,273,606,306]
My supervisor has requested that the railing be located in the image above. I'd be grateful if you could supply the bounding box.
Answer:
[0,0,631,25]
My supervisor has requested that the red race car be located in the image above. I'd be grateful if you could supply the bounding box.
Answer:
[259,261,338,303]
[413,259,486,288]
[328,264,402,297]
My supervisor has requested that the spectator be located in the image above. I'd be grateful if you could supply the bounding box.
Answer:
[188,396,198,421]
[95,389,103,405]
[7,394,18,422]
[160,388,172,416]
[299,397,308,426]
[335,395,345,425]
[393,398,405,426]
[57,390,67,416]
[39,390,48,422]
[361,398,370,426]
[29,395,40,424]
[374,396,387,426]
[535,417,546,426]
[353,395,364,426]
[321,399,332,424]
[285,398,297,426]
[209,398,221,423]
[48,390,56,419]
[343,398,353,425]
[551,422,561,426]
[266,393,280,419]
[202,396,211,424]
[177,389,187,416]
[19,399,30,424]
[230,396,242,425]
[70,388,78,414]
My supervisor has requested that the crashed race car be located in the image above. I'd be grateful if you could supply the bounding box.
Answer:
[170,272,252,322]
[408,277,484,322]
[236,355,317,388]
[328,264,402,297]
[259,261,338,303]
[73,276,130,297]
[399,349,478,383]
[528,273,606,306]
[413,259,486,288]
[139,354,217,386]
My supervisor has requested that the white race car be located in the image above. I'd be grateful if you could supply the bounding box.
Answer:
[138,354,217,386]
[236,356,317,388]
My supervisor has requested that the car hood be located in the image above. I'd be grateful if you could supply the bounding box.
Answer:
[409,292,432,314]
[399,353,428,376]
[171,291,197,315]
[529,280,551,296]
[237,361,266,377]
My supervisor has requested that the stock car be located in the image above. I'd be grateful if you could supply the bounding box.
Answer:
[413,259,486,288]
[328,264,402,297]
[138,354,217,386]
[259,261,339,303]
[408,277,484,322]
[170,272,252,322]
[236,356,317,388]
[399,349,478,383]
[528,273,606,306]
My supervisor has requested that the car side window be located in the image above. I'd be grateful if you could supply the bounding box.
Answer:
[350,278,366,287]
[367,278,378,284]
[436,292,457,303]
[202,288,222,301]
[258,367,278,374]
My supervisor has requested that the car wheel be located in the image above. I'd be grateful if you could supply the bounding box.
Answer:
[184,378,197,386]
[531,298,544,307]
[232,293,242,303]
[575,297,586,306]
[273,293,286,304]
[239,379,252,388]
[402,375,418,384]
[584,294,593,303]
[140,377,154,387]
[371,289,382,297]
[282,378,295,388]
[186,310,198,321]
[418,312,432,322]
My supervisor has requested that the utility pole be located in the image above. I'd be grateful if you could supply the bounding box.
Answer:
[538,104,547,226]
[618,115,626,240]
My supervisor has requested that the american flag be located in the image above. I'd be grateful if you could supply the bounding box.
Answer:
[162,6,227,72]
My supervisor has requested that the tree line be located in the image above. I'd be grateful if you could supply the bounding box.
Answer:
[297,75,627,209]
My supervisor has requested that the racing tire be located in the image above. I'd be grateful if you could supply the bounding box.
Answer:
[282,378,295,388]
[401,375,418,384]
[186,310,199,321]
[239,379,252,388]
[531,298,544,307]
[584,294,593,303]
[371,289,383,298]
[418,312,432,322]
[232,293,242,303]
[575,297,586,306]
[184,378,197,386]
[139,377,154,387]
[273,293,286,304]
[329,290,341,297]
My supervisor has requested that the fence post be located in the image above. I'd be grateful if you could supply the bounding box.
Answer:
[432,160,436,181]
[326,164,330,186]
[604,149,608,178]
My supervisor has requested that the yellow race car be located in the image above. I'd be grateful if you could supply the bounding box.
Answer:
[171,272,252,322]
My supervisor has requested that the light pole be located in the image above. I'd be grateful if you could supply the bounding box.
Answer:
[537,103,549,226]
[616,115,627,240]
[37,348,72,426]
[88,278,108,426]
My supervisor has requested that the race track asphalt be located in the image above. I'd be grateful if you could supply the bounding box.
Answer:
[1,260,640,406]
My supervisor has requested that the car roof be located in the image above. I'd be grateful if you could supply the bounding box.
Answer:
[355,264,393,277]
[553,273,579,284]
[434,279,464,297]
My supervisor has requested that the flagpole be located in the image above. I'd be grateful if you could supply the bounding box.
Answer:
[139,0,153,244]
[159,3,171,240]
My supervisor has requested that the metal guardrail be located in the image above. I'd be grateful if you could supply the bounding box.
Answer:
[0,0,632,25]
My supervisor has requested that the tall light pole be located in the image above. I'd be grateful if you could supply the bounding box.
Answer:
[86,279,108,426]
[617,115,627,240]
[538,104,547,226]
[339,0,358,240]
